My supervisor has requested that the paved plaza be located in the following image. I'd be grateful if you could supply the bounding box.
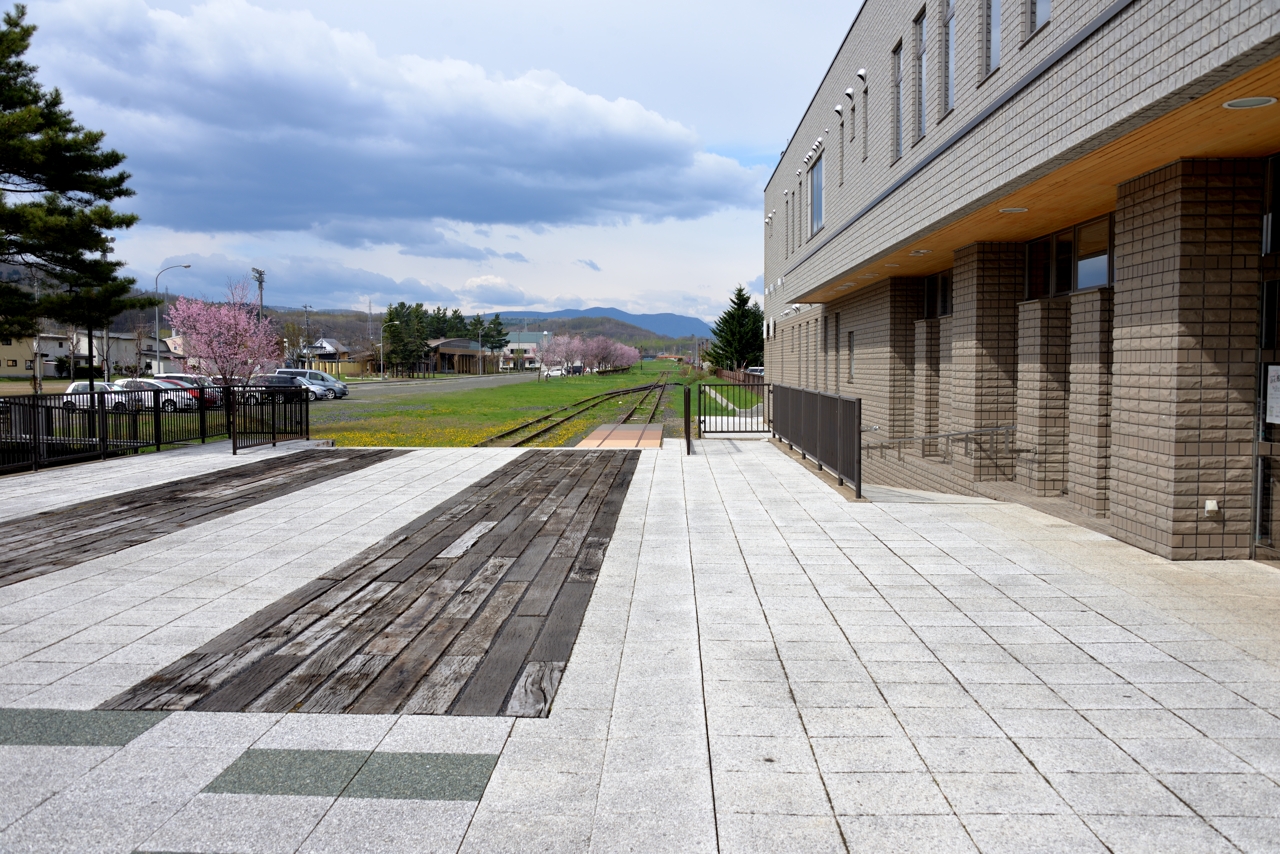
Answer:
[0,439,1279,852]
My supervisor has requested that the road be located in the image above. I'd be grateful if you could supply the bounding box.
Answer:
[339,372,538,402]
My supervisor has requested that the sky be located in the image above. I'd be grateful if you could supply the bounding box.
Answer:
[28,0,860,320]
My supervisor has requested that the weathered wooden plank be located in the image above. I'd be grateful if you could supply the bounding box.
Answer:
[187,654,306,712]
[399,655,482,715]
[503,661,566,717]
[450,614,543,716]
[297,653,394,714]
[528,581,596,663]
[348,616,467,714]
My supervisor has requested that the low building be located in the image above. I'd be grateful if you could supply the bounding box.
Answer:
[764,0,1280,560]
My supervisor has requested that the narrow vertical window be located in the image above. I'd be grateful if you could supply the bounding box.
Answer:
[861,89,868,161]
[915,11,928,139]
[834,312,841,386]
[847,331,855,380]
[943,0,955,113]
[810,156,824,234]
[1029,0,1049,34]
[837,109,845,186]
[784,196,790,257]
[892,44,904,160]
[986,0,1002,75]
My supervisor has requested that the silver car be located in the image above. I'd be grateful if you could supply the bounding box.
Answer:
[275,369,348,399]
[61,381,133,412]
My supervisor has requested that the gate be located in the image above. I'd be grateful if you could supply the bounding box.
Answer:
[698,382,770,434]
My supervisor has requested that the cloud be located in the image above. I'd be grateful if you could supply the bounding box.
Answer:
[133,251,455,309]
[456,275,536,308]
[576,259,601,272]
[33,0,761,240]
[745,274,764,295]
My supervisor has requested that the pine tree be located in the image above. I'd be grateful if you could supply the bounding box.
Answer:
[0,279,36,338]
[704,285,764,371]
[484,314,509,353]
[0,5,155,387]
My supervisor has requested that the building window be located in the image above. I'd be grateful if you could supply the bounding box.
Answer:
[986,0,1002,76]
[861,88,869,161]
[58,341,64,349]
[847,331,856,380]
[810,156,824,234]
[838,111,845,186]
[24,360,32,370]
[915,10,928,139]
[924,271,953,317]
[1028,0,1049,35]
[943,0,955,113]
[1025,215,1112,298]
[785,196,790,257]
[6,359,15,367]
[892,44,904,160]
[0,337,10,346]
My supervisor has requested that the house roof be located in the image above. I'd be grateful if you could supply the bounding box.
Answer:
[310,338,346,352]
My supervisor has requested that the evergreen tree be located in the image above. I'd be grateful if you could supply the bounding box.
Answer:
[484,314,509,353]
[704,285,764,371]
[0,5,155,386]
[0,278,36,338]
[447,308,468,337]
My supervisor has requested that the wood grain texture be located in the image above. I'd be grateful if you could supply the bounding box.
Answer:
[0,448,404,589]
[99,449,640,716]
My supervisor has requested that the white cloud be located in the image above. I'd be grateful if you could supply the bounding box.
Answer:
[32,0,760,240]
[456,275,535,308]
[576,259,602,272]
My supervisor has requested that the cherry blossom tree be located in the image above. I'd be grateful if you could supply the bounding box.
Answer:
[166,279,280,385]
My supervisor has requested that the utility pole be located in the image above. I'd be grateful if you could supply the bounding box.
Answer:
[251,268,265,321]
[302,304,312,370]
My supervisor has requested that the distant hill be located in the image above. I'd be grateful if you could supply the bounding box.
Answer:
[488,308,712,339]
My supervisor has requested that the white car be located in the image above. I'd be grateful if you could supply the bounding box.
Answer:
[61,381,133,412]
[543,367,564,378]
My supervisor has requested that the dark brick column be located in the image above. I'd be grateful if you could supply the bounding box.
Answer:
[951,243,1023,481]
[915,318,940,453]
[1069,288,1113,515]
[1016,298,1070,495]
[1110,159,1262,560]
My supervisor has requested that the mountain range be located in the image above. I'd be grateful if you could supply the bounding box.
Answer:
[483,307,713,339]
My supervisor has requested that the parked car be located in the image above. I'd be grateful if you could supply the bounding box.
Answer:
[154,373,223,407]
[241,374,313,404]
[60,381,133,412]
[113,378,199,411]
[275,369,348,399]
[543,367,564,378]
[746,367,765,377]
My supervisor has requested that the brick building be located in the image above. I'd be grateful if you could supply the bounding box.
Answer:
[763,0,1280,560]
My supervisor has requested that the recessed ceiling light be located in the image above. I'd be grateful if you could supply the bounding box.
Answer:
[999,207,1028,213]
[909,249,933,255]
[1223,96,1277,109]
[885,263,900,268]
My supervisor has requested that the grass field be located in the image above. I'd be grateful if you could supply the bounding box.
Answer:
[312,359,685,447]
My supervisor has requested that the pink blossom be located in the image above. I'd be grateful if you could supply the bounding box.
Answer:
[166,280,281,384]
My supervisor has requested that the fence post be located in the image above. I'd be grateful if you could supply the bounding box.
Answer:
[199,397,207,444]
[305,395,310,440]
[271,395,278,447]
[854,397,862,499]
[153,391,161,453]
[98,392,108,460]
[29,398,38,472]
[228,389,237,455]
[683,384,691,455]
[837,396,844,487]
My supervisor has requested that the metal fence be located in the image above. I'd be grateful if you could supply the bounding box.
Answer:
[698,382,770,434]
[0,386,309,474]
[771,385,862,498]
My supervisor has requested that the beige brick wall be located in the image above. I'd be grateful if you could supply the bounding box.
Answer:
[1069,288,1114,516]
[1016,298,1070,495]
[1110,159,1262,560]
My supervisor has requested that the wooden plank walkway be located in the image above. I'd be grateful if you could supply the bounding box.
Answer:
[0,448,404,590]
[101,449,640,717]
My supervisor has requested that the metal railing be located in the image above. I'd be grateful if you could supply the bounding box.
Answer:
[0,385,308,474]
[772,384,862,498]
[698,382,770,434]
[862,425,1015,463]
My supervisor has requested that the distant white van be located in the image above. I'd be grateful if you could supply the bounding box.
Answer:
[275,369,349,398]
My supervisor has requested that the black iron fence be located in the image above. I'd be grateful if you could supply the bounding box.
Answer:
[698,382,770,434]
[0,386,309,474]
[772,385,862,498]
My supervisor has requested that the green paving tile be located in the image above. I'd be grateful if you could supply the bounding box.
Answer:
[204,748,368,796]
[345,752,499,801]
[0,709,169,746]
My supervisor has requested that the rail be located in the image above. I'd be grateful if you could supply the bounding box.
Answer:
[862,425,1016,463]
[0,385,309,474]
[476,372,671,447]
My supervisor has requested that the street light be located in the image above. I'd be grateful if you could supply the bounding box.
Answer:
[154,265,190,375]
[380,321,399,381]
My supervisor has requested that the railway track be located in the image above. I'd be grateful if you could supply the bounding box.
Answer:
[477,372,670,448]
